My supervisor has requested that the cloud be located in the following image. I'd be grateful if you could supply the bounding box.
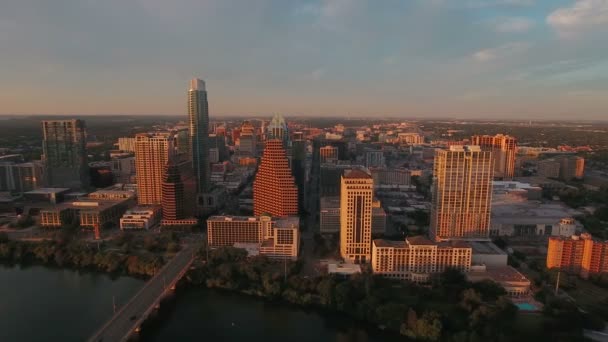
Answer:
[547,0,608,35]
[472,42,531,62]
[492,17,535,33]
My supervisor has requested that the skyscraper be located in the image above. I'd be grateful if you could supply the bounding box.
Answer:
[238,121,257,157]
[267,113,288,142]
[470,134,516,180]
[188,78,210,194]
[134,132,174,205]
[430,145,493,241]
[340,169,373,264]
[161,161,185,221]
[253,139,298,217]
[42,119,88,189]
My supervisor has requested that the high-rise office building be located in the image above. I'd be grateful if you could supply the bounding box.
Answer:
[320,145,339,164]
[42,120,88,189]
[134,132,174,205]
[188,78,210,194]
[430,145,493,241]
[471,134,516,180]
[340,169,373,264]
[0,156,45,193]
[161,161,185,221]
[238,121,257,157]
[253,139,298,217]
[267,114,288,142]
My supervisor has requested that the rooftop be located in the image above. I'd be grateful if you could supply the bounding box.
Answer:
[492,200,582,225]
[343,169,372,179]
[470,241,507,255]
[24,188,70,195]
[468,266,531,285]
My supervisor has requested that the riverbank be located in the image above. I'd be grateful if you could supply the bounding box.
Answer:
[0,231,179,278]
[140,286,402,342]
[184,246,534,341]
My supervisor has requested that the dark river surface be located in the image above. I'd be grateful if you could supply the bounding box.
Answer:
[0,265,400,342]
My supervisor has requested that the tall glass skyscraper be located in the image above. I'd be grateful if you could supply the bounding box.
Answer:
[41,119,88,189]
[188,78,210,194]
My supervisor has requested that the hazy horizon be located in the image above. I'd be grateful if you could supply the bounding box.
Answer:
[1,0,607,119]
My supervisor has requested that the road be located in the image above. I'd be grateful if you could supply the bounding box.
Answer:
[88,244,197,342]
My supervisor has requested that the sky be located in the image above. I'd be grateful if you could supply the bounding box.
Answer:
[0,0,607,119]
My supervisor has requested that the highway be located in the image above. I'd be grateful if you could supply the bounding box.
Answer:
[88,244,197,342]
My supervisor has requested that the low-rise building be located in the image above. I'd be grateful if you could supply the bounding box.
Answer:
[371,236,472,283]
[40,204,74,227]
[467,265,531,297]
[207,215,300,260]
[491,199,582,238]
[470,241,508,267]
[120,206,162,230]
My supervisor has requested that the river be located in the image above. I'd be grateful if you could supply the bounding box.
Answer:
[0,265,400,342]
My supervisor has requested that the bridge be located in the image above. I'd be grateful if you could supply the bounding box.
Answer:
[88,244,197,342]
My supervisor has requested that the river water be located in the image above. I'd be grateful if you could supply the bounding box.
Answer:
[0,265,399,342]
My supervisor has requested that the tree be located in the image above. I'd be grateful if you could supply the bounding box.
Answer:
[0,232,8,243]
[402,311,443,341]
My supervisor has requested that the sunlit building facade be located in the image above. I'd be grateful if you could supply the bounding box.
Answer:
[547,233,608,279]
[372,236,472,282]
[471,134,516,180]
[253,139,298,217]
[134,132,174,205]
[430,145,493,241]
[340,169,373,264]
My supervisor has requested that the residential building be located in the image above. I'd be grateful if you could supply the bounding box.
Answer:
[134,132,174,205]
[117,137,136,152]
[253,139,298,217]
[537,159,561,178]
[430,145,493,241]
[558,155,585,180]
[471,134,517,180]
[398,132,424,145]
[371,236,472,283]
[189,78,210,193]
[42,119,88,189]
[547,233,608,279]
[111,154,136,184]
[340,169,373,263]
[161,161,185,221]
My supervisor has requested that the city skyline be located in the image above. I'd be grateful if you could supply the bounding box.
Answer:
[1,0,607,119]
